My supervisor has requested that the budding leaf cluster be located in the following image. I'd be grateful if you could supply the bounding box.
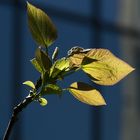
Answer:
[24,2,135,106]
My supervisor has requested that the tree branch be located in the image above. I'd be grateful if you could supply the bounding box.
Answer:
[3,95,33,140]
[3,77,42,140]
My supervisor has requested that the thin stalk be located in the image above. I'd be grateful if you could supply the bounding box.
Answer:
[3,95,34,140]
[3,77,42,140]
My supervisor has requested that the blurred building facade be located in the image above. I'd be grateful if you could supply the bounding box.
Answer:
[119,0,140,140]
[0,0,139,140]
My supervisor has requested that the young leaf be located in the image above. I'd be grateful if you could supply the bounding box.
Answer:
[30,58,43,73]
[41,84,62,95]
[23,81,35,89]
[27,2,57,47]
[68,82,106,106]
[82,49,135,85]
[39,98,48,106]
[50,57,69,78]
[35,48,52,72]
[52,47,59,61]
[54,57,69,71]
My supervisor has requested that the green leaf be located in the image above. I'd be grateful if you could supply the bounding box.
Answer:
[39,98,48,106]
[30,58,43,73]
[41,84,62,95]
[50,57,69,78]
[68,82,106,106]
[54,57,69,71]
[27,2,57,47]
[82,49,135,85]
[35,48,52,72]
[23,81,35,89]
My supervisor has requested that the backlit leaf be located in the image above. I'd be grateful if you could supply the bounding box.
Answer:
[68,53,86,68]
[35,48,52,72]
[30,58,43,73]
[27,2,57,47]
[50,57,69,78]
[82,49,135,85]
[68,82,106,106]
[81,56,98,65]
[23,81,35,89]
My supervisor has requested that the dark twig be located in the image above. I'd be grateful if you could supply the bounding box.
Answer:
[3,77,42,140]
[3,95,33,140]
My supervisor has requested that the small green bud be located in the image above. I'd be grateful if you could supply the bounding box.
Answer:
[38,98,48,106]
